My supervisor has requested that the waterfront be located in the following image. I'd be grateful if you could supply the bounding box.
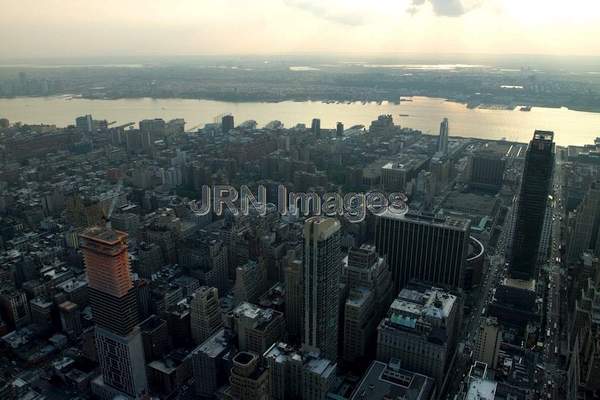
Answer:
[1,95,599,145]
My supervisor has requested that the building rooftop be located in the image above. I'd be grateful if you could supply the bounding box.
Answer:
[264,342,336,378]
[346,287,373,308]
[382,285,457,342]
[465,362,497,400]
[192,328,234,358]
[379,210,470,231]
[350,359,435,400]
[304,217,341,241]
[391,286,457,321]
[80,226,127,245]
[382,153,430,172]
[232,302,282,331]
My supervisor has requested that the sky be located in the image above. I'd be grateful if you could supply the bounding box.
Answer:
[1,0,600,58]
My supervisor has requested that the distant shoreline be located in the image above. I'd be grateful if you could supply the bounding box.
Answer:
[2,93,600,114]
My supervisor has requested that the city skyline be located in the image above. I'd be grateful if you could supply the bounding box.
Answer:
[1,4,598,398]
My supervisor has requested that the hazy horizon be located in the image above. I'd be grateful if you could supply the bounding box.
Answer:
[2,0,600,59]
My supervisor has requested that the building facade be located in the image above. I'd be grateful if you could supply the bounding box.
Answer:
[375,211,470,291]
[509,130,555,280]
[303,217,342,361]
[80,227,148,399]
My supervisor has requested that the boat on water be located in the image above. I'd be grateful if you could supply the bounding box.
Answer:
[398,114,410,117]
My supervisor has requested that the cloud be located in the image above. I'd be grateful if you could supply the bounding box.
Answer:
[408,0,483,17]
[283,0,366,26]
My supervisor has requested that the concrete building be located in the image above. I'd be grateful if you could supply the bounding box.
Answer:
[462,362,498,400]
[264,342,337,400]
[350,359,436,400]
[29,297,53,330]
[234,259,268,305]
[80,227,147,399]
[139,315,169,363]
[381,154,429,192]
[376,283,460,388]
[341,243,394,363]
[488,278,539,330]
[343,287,377,363]
[342,244,394,307]
[230,301,285,355]
[469,149,506,191]
[147,351,192,398]
[59,301,82,338]
[475,317,502,369]
[226,351,269,400]
[284,253,304,341]
[0,287,31,329]
[191,328,235,398]
[190,286,222,345]
[568,182,600,263]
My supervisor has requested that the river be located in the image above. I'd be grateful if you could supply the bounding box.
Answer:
[1,96,599,146]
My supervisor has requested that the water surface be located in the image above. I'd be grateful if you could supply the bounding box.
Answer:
[1,96,599,146]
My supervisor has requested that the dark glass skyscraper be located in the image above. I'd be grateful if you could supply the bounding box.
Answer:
[509,130,555,280]
[375,211,470,292]
[311,118,321,137]
[438,118,449,155]
[222,114,234,133]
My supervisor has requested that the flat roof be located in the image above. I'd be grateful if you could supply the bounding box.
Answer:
[350,360,434,400]
[378,210,470,231]
[80,226,127,245]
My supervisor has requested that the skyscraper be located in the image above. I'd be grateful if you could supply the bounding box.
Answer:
[303,217,342,360]
[222,114,235,133]
[80,227,148,399]
[76,114,93,133]
[190,286,223,345]
[311,118,321,137]
[438,118,449,155]
[284,252,304,341]
[475,317,502,368]
[336,121,344,137]
[230,302,285,355]
[342,245,394,363]
[509,130,555,280]
[226,352,269,400]
[375,211,470,291]
[567,182,600,263]
[264,342,337,400]
[376,283,460,387]
[469,148,506,191]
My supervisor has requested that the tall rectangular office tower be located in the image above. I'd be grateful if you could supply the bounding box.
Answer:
[438,118,449,155]
[80,227,148,399]
[375,211,470,292]
[303,217,342,361]
[509,131,555,280]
